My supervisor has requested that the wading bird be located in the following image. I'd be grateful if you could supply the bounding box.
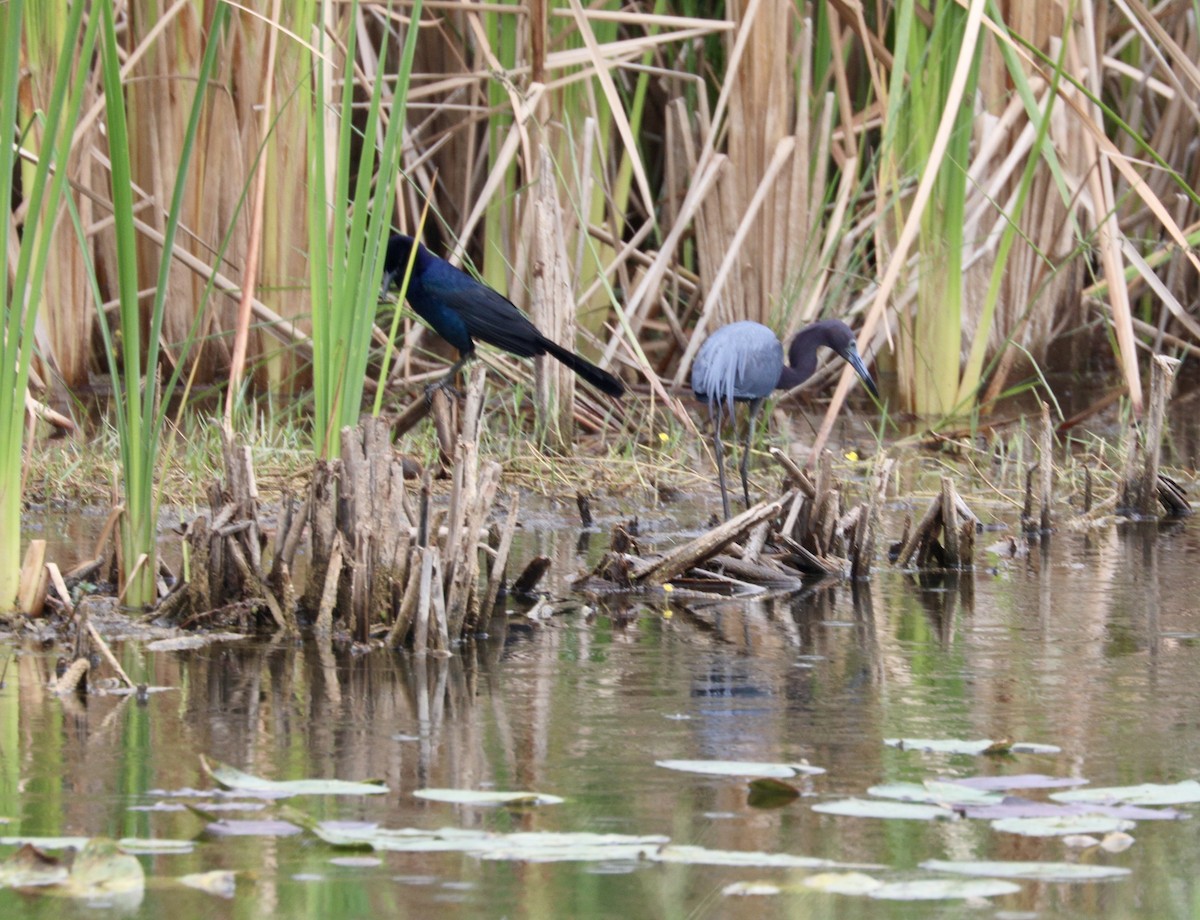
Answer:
[690,319,878,519]
[381,234,624,398]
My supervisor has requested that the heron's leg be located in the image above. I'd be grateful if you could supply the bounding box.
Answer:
[425,354,470,401]
[740,398,763,510]
[709,399,731,521]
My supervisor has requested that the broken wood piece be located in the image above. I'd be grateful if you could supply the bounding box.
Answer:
[1038,400,1053,533]
[512,556,551,596]
[475,492,520,630]
[704,554,803,590]
[17,540,48,616]
[894,480,976,571]
[1123,354,1181,517]
[769,447,816,499]
[630,493,793,586]
[53,658,89,696]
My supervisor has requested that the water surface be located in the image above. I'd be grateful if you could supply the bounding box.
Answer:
[2,503,1200,919]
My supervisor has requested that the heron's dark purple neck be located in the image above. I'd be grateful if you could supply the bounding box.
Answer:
[775,320,847,390]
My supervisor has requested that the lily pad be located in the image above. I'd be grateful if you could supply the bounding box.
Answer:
[413,789,564,806]
[803,872,884,895]
[0,845,69,889]
[962,798,1180,821]
[991,815,1135,837]
[651,845,879,870]
[656,759,824,778]
[722,881,782,896]
[0,836,90,850]
[885,738,1060,756]
[812,798,956,821]
[177,870,237,898]
[200,756,387,798]
[200,819,303,837]
[947,774,1088,791]
[867,781,1005,806]
[1049,780,1200,807]
[921,859,1130,882]
[113,838,195,855]
[62,839,145,899]
[283,808,669,860]
[868,878,1022,900]
[747,777,800,808]
[146,633,248,652]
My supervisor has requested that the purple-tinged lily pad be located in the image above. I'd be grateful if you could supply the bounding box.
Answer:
[947,774,1088,791]
[884,738,1060,756]
[1050,780,1200,807]
[200,819,303,837]
[921,858,1130,882]
[812,798,956,821]
[961,797,1181,821]
[991,815,1135,837]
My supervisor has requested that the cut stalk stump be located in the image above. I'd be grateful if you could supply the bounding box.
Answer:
[579,451,891,593]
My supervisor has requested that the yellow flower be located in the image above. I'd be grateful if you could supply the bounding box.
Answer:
[658,432,670,444]
[844,449,859,462]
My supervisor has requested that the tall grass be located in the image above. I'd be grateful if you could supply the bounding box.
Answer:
[92,1,229,608]
[308,0,421,459]
[4,0,1196,520]
[0,1,96,611]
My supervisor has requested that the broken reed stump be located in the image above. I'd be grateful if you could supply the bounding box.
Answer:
[1122,355,1191,518]
[893,477,978,571]
[162,369,504,646]
[159,435,300,633]
[580,450,890,594]
[1022,401,1055,537]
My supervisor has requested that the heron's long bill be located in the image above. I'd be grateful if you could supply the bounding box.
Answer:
[840,344,879,400]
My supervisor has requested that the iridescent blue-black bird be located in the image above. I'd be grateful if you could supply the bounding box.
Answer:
[381,234,624,398]
[690,319,878,519]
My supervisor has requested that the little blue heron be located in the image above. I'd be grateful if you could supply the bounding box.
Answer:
[690,319,878,519]
[381,234,624,398]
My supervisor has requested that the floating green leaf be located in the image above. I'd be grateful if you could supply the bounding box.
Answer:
[147,634,248,652]
[991,816,1136,837]
[884,738,1060,756]
[61,839,145,899]
[812,798,956,821]
[867,781,1005,806]
[413,789,564,806]
[921,859,1130,881]
[652,845,880,869]
[868,878,1022,900]
[1050,781,1200,807]
[0,836,90,850]
[0,845,68,889]
[747,777,800,808]
[284,808,668,860]
[722,880,782,896]
[112,838,194,855]
[201,756,387,797]
[177,870,237,899]
[803,872,885,895]
[656,759,824,778]
[948,774,1087,791]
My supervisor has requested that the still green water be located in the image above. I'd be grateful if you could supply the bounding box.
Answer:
[2,510,1200,919]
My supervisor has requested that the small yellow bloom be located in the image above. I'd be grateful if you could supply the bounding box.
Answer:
[844,449,859,462]
[663,583,674,593]
[658,432,670,444]
[662,608,673,619]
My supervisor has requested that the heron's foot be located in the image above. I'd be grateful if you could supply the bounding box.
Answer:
[423,376,463,403]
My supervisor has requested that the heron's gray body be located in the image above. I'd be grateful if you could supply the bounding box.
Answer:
[688,317,877,519]
[690,321,783,411]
